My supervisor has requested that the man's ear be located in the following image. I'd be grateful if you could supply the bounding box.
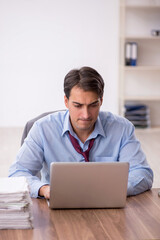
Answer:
[64,95,69,108]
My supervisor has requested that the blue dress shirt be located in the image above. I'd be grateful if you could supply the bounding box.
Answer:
[9,110,153,198]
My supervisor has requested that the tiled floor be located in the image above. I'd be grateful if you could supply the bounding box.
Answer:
[0,127,160,188]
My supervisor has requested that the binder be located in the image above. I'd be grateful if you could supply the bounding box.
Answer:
[125,42,131,66]
[125,42,138,66]
[131,42,137,66]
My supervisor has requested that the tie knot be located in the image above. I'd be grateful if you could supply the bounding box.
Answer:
[68,132,95,162]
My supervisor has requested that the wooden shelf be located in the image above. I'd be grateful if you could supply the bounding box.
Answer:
[119,0,160,126]
[124,96,160,101]
[125,36,160,40]
[124,66,160,71]
[135,126,160,132]
[126,5,160,9]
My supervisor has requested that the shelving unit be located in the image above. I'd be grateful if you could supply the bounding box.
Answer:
[119,0,160,128]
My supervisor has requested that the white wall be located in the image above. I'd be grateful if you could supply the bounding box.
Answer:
[0,0,119,127]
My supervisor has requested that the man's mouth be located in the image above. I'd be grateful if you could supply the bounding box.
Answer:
[78,118,92,122]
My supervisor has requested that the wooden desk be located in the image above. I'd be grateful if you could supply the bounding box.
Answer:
[1,188,160,240]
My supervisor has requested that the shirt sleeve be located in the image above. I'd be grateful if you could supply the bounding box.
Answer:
[119,122,153,196]
[8,122,48,198]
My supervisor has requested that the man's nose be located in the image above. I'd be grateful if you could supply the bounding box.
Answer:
[82,107,90,119]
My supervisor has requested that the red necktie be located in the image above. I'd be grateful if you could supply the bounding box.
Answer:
[68,132,95,162]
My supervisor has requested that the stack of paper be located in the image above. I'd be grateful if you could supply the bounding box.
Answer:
[0,177,33,229]
[124,104,150,128]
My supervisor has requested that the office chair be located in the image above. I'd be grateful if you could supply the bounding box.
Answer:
[21,111,60,145]
[20,110,65,179]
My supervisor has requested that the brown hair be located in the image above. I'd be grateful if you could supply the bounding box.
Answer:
[64,66,104,99]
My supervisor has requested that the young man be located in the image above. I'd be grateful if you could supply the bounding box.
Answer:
[9,66,153,199]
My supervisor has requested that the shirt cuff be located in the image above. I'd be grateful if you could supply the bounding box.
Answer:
[127,182,134,196]
[29,181,49,198]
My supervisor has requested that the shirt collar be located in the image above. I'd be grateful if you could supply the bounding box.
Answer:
[90,115,106,139]
[62,110,106,139]
[62,110,73,136]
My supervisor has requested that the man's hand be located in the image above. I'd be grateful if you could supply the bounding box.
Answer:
[38,185,50,199]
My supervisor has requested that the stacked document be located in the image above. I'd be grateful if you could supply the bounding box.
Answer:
[124,104,150,128]
[0,177,33,229]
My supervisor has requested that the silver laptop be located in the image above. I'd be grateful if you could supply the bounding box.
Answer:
[49,162,129,209]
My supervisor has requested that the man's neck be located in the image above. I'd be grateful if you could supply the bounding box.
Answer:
[73,128,94,143]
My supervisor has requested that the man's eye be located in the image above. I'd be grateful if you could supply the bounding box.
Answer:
[74,105,81,108]
[91,103,99,107]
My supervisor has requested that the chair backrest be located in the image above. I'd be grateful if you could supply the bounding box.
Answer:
[21,111,57,145]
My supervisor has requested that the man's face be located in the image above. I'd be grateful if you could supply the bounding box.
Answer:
[64,86,103,135]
